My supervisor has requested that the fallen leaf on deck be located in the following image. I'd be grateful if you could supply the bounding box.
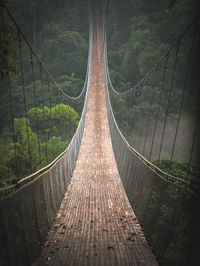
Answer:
[131,232,136,236]
[127,233,136,242]
[107,246,114,250]
[44,241,51,247]
[54,224,61,228]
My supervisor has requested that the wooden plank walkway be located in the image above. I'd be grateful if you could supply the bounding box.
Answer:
[33,10,158,266]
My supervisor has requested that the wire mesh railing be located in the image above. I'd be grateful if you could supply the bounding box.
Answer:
[0,3,93,265]
[106,14,200,184]
[103,11,200,265]
[0,3,89,194]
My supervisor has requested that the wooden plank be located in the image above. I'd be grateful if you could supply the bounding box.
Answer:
[32,10,158,266]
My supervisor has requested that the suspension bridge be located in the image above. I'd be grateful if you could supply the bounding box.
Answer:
[0,1,199,266]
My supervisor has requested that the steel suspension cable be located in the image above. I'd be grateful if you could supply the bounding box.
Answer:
[47,76,53,144]
[102,0,110,58]
[187,106,200,179]
[142,74,154,156]
[137,130,142,152]
[158,43,180,161]
[103,5,191,188]
[107,14,199,96]
[2,2,87,100]
[18,35,32,172]
[7,69,18,181]
[30,51,42,168]
[39,63,49,163]
[106,68,189,188]
[1,7,18,181]
[170,19,198,162]
[149,56,169,161]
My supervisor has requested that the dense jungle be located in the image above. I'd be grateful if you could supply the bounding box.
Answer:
[0,0,200,265]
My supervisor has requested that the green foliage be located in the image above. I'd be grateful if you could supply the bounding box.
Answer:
[0,0,87,184]
[153,159,189,180]
[166,0,177,13]
[58,73,84,97]
[140,159,194,266]
[0,5,18,78]
[0,139,12,183]
[7,0,89,80]
[41,136,68,163]
[107,0,199,87]
[153,159,200,184]
[40,29,88,78]
[28,103,79,139]
[11,117,39,176]
[142,159,200,265]
[0,103,79,182]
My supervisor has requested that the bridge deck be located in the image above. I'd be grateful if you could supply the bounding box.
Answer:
[33,11,158,266]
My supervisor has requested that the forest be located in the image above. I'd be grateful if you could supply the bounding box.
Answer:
[106,0,200,180]
[0,0,199,184]
[1,0,199,184]
[105,1,200,265]
[0,0,89,184]
[0,0,200,265]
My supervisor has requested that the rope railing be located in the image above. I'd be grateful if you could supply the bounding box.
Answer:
[0,2,198,265]
[105,13,200,181]
[0,5,93,265]
[1,3,87,100]
[104,43,190,188]
[107,14,200,95]
[103,10,199,264]
[0,3,90,194]
[105,48,189,189]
